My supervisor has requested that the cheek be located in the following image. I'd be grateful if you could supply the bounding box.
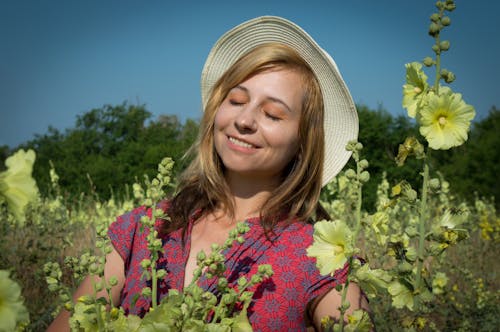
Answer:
[213,106,230,131]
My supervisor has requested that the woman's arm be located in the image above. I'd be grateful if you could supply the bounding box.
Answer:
[312,282,370,331]
[46,246,125,332]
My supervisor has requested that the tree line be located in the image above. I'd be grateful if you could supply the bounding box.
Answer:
[1,103,498,209]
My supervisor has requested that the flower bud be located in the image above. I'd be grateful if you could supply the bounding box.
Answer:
[156,269,167,279]
[440,40,450,51]
[110,307,119,319]
[141,287,152,297]
[88,263,99,274]
[140,259,151,269]
[359,171,370,183]
[251,274,263,284]
[345,140,358,151]
[359,159,369,169]
[406,189,417,202]
[78,295,94,304]
[108,276,118,287]
[64,302,74,311]
[429,22,440,36]
[340,301,351,311]
[405,225,419,237]
[445,2,456,11]
[345,169,356,179]
[196,251,206,262]
[444,71,455,83]
[355,142,364,151]
[441,16,451,26]
[238,276,248,288]
[406,247,417,262]
[430,13,440,22]
[423,57,434,67]
[435,1,444,10]
[95,281,104,292]
[218,278,228,289]
[429,178,441,190]
[398,261,413,273]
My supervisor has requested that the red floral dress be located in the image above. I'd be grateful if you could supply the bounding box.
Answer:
[108,205,348,331]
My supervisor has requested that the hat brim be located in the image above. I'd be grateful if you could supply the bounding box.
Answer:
[201,16,358,186]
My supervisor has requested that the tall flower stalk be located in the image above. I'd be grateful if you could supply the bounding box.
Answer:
[414,157,429,310]
[134,157,174,308]
[338,141,369,330]
[307,141,373,331]
[398,0,474,314]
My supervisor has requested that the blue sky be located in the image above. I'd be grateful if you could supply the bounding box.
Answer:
[1,0,498,148]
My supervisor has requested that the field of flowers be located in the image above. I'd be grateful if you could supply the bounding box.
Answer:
[1,1,499,331]
[1,145,499,331]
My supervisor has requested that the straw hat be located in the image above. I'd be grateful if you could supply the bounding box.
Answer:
[201,16,358,186]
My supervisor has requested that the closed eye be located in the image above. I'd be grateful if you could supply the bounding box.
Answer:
[229,99,245,106]
[265,112,281,121]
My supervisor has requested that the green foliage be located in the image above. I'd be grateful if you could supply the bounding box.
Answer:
[1,101,497,212]
[17,103,199,202]
[354,105,421,210]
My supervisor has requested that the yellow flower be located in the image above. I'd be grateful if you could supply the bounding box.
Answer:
[0,149,38,223]
[0,270,29,331]
[432,272,449,295]
[345,309,373,332]
[439,207,469,229]
[402,62,429,118]
[367,212,389,246]
[388,280,414,310]
[395,136,425,166]
[307,220,354,276]
[354,264,392,299]
[419,88,475,150]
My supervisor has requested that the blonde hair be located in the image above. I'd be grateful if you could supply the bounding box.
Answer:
[164,43,325,237]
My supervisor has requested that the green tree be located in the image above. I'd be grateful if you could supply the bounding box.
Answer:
[354,105,421,210]
[21,103,199,201]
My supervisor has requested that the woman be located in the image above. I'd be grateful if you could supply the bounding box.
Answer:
[48,16,367,331]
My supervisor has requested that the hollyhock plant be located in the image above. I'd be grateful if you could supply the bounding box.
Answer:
[0,149,38,223]
[307,220,355,276]
[402,62,429,118]
[419,89,475,150]
[0,270,29,331]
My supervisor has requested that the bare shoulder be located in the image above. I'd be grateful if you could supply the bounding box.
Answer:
[311,282,370,330]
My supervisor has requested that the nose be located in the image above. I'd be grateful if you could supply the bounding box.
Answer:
[234,106,258,133]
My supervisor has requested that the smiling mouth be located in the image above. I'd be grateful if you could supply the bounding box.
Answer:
[228,136,256,149]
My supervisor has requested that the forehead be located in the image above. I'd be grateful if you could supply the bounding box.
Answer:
[235,69,305,109]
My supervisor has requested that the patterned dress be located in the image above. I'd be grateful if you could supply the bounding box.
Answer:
[108,205,348,331]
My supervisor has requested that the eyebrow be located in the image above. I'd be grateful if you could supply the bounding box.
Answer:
[232,85,293,113]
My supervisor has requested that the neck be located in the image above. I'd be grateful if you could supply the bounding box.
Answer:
[223,171,279,222]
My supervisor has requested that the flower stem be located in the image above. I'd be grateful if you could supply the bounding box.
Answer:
[93,282,105,330]
[338,275,351,331]
[151,259,158,308]
[353,158,363,239]
[414,157,430,310]
[338,154,364,330]
[434,7,444,94]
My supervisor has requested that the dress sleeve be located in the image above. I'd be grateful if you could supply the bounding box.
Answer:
[304,260,349,303]
[107,206,148,271]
